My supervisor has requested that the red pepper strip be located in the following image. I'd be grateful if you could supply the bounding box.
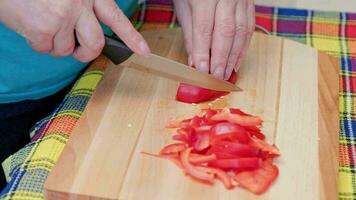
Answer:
[233,160,279,195]
[248,129,266,140]
[180,148,215,183]
[209,157,262,170]
[211,122,250,143]
[210,132,250,145]
[211,151,239,159]
[194,125,212,133]
[177,128,189,135]
[168,156,184,169]
[159,143,186,155]
[196,166,233,189]
[229,108,250,116]
[212,122,247,135]
[211,109,262,126]
[165,119,181,128]
[141,152,184,169]
[179,119,192,129]
[211,141,261,158]
[249,137,280,156]
[203,109,219,119]
[193,133,210,151]
[190,116,203,127]
[172,134,191,144]
[189,153,217,164]
[245,126,261,132]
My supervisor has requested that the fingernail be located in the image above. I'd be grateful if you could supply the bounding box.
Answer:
[188,55,193,66]
[224,64,234,80]
[197,61,209,73]
[139,41,151,57]
[213,67,225,80]
[235,60,242,71]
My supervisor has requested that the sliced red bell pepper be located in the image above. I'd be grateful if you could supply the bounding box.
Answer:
[180,148,215,183]
[246,128,266,140]
[165,119,181,128]
[176,72,237,103]
[141,152,184,169]
[233,160,279,195]
[146,108,280,195]
[209,157,262,171]
[211,122,246,135]
[210,131,250,144]
[211,108,263,126]
[229,108,250,116]
[211,141,261,158]
[249,137,280,156]
[194,125,212,133]
[159,143,186,155]
[210,122,250,143]
[189,153,217,164]
[193,132,210,151]
[172,133,188,141]
[196,166,233,189]
[179,119,192,129]
[203,109,219,119]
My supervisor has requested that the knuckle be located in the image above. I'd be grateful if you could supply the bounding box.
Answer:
[35,32,52,43]
[53,46,74,57]
[33,22,55,37]
[88,36,105,52]
[235,25,248,36]
[195,21,213,37]
[213,51,229,60]
[110,6,125,25]
[229,51,240,60]
[62,45,75,56]
[130,34,142,44]
[31,42,52,53]
[74,51,96,62]
[216,21,236,37]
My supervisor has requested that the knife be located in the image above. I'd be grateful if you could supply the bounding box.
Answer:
[101,36,242,92]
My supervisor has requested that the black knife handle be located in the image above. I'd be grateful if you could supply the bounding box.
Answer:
[74,35,133,65]
[102,36,134,65]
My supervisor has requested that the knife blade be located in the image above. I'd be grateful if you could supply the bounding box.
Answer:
[102,36,242,92]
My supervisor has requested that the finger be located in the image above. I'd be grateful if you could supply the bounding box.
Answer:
[51,24,75,57]
[20,15,57,53]
[173,0,193,66]
[210,0,237,80]
[94,0,150,57]
[26,33,54,53]
[224,0,248,79]
[189,0,218,73]
[235,0,255,71]
[72,10,105,62]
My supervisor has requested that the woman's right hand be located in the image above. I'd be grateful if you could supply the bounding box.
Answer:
[0,0,150,62]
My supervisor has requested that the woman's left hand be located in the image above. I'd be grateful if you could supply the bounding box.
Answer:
[173,0,255,80]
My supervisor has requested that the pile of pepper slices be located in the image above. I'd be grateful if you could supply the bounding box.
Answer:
[146,108,280,195]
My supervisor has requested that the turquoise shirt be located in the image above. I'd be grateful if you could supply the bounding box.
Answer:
[0,0,138,103]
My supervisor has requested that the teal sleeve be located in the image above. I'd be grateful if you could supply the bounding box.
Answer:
[102,0,139,36]
[0,0,139,103]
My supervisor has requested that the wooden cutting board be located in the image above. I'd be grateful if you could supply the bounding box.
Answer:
[44,28,338,200]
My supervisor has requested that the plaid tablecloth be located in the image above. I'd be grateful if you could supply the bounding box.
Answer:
[0,1,354,200]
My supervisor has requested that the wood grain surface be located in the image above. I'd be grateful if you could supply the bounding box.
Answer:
[45,29,338,200]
